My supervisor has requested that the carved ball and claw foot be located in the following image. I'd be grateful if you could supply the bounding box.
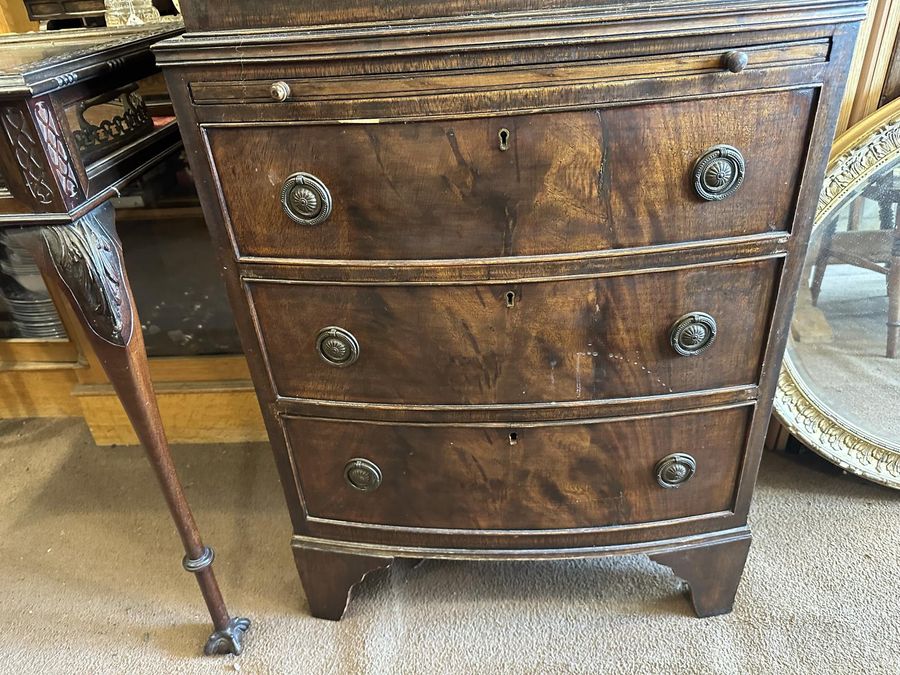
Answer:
[650,533,752,617]
[183,546,251,655]
[205,617,252,656]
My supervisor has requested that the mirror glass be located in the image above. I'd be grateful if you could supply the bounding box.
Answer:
[787,152,900,448]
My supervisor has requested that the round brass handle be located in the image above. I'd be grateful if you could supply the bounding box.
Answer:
[722,50,749,73]
[344,458,382,492]
[669,312,717,356]
[655,453,697,489]
[693,144,745,201]
[316,326,360,367]
[280,172,333,226]
[270,81,291,102]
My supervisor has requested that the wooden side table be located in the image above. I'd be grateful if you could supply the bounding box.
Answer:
[0,26,249,655]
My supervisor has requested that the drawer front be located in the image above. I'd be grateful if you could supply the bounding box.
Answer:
[207,89,814,260]
[284,405,752,530]
[247,259,779,405]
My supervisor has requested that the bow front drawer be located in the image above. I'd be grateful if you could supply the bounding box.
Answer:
[282,404,752,530]
[205,88,814,261]
[245,258,778,405]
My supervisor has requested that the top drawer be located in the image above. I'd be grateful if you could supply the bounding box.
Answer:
[204,88,815,261]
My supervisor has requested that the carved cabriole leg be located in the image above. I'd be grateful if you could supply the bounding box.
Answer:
[293,547,393,620]
[11,202,249,655]
[650,534,752,618]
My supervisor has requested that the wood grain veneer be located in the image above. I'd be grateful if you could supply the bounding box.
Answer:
[157,0,865,621]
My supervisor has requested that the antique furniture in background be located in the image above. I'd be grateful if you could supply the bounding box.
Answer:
[775,98,900,489]
[0,8,260,447]
[157,0,865,619]
[810,157,900,358]
[0,26,248,653]
[19,0,180,27]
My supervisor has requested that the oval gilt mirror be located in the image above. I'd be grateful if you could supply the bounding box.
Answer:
[775,100,900,489]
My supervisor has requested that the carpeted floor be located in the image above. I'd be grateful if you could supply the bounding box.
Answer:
[0,417,897,675]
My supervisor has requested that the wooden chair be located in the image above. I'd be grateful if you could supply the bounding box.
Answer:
[810,169,900,358]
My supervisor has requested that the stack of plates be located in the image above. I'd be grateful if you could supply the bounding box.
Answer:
[0,233,67,340]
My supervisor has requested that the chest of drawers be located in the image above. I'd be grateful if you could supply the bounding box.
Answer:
[156,0,864,620]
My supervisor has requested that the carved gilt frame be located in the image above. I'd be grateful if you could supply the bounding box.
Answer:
[774,98,900,489]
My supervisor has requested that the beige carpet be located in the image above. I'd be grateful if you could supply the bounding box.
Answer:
[0,417,898,675]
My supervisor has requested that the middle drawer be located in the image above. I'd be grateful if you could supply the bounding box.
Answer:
[246,258,778,405]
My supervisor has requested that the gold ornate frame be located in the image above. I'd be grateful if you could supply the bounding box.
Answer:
[774,98,900,489]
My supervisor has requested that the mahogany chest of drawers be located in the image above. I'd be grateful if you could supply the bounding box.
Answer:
[156,0,865,619]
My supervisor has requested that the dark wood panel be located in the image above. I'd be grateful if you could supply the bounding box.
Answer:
[284,405,751,530]
[247,259,779,404]
[177,0,864,33]
[207,90,813,260]
[189,40,829,104]
[180,0,628,30]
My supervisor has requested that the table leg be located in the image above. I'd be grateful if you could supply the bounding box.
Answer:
[11,202,250,655]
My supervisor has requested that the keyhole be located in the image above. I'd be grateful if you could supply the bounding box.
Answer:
[505,290,516,307]
[508,432,518,445]
[498,128,510,151]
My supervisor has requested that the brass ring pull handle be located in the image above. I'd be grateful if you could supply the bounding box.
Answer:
[669,312,717,356]
[344,458,382,492]
[693,145,745,201]
[316,326,360,367]
[280,172,333,225]
[655,453,697,489]
[722,50,749,73]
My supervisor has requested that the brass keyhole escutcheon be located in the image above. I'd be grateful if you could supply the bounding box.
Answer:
[498,128,511,151]
[505,290,517,307]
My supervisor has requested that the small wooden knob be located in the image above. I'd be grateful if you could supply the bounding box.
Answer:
[722,50,749,73]
[270,81,291,102]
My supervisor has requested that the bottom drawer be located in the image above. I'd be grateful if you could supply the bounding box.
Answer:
[284,405,752,531]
